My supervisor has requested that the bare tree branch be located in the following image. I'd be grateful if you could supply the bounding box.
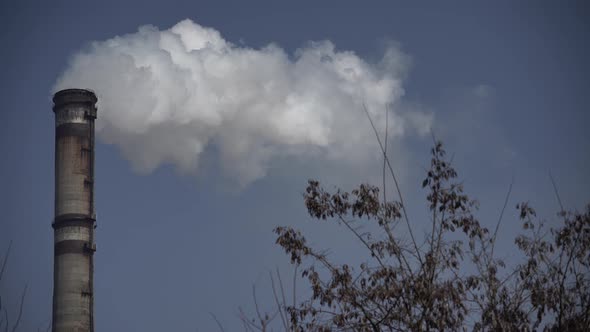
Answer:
[490,176,514,259]
[0,241,12,282]
[269,271,288,330]
[10,284,26,332]
[209,312,225,332]
[362,102,422,265]
[549,170,565,213]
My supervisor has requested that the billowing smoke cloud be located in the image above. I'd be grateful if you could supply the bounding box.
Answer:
[54,19,432,186]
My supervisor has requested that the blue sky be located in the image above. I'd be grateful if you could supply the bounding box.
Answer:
[1,1,589,330]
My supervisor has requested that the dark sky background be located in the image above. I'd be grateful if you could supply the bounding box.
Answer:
[1,1,589,331]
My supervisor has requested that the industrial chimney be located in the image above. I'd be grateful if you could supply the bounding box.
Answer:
[51,89,97,332]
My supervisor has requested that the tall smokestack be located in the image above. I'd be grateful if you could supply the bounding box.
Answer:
[51,89,97,331]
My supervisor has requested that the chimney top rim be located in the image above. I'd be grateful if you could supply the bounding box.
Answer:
[53,89,98,108]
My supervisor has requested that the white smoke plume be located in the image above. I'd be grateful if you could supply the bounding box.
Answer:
[54,19,432,186]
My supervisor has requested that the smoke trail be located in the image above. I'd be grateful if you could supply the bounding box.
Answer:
[54,19,431,186]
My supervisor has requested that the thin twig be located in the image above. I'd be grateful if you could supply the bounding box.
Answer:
[10,284,26,332]
[293,264,298,310]
[269,271,288,330]
[252,285,264,328]
[549,170,565,213]
[239,307,261,331]
[336,214,387,269]
[3,307,8,332]
[548,170,574,328]
[383,105,389,205]
[491,177,514,259]
[0,241,12,282]
[362,103,422,265]
[378,106,413,276]
[209,312,226,332]
[558,223,583,328]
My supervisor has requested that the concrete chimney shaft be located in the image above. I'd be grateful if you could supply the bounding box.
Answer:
[52,89,97,332]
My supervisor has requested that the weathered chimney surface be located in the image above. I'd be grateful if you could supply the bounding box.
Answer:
[52,89,97,332]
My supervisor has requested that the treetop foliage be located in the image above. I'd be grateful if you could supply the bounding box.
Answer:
[257,142,590,332]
